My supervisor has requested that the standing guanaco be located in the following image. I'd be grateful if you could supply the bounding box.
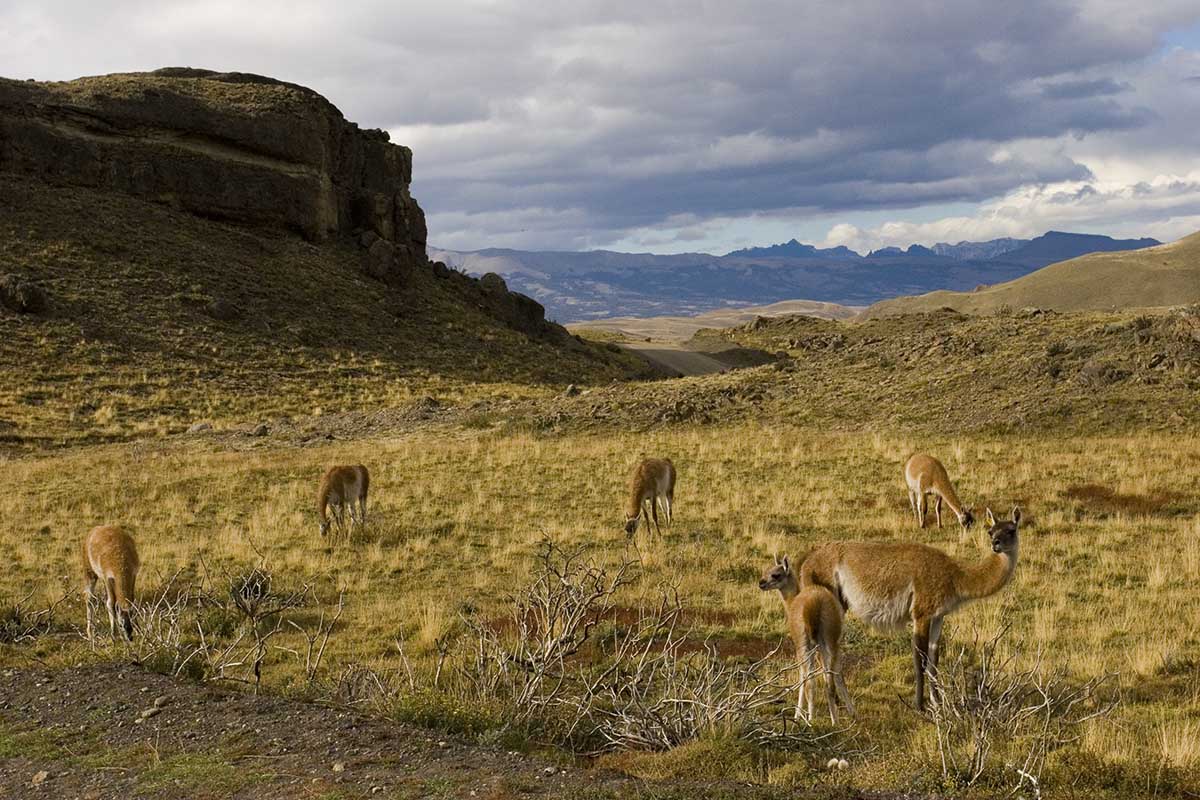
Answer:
[905,453,975,531]
[800,507,1022,712]
[759,555,855,723]
[318,465,370,537]
[81,525,140,642]
[623,457,676,536]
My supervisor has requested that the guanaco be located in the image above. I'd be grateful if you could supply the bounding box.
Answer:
[759,555,855,723]
[81,525,140,642]
[318,465,370,537]
[800,507,1022,712]
[623,457,676,536]
[905,453,975,531]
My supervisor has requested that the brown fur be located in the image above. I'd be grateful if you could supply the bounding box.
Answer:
[318,465,370,537]
[81,524,140,641]
[799,507,1022,711]
[760,556,854,722]
[905,453,974,530]
[624,457,676,536]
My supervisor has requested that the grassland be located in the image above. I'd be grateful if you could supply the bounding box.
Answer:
[3,423,1199,797]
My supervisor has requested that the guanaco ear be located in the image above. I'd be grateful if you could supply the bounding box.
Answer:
[782,555,790,573]
[1011,506,1022,526]
[986,507,997,527]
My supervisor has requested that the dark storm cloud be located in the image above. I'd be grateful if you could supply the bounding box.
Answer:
[1,0,1198,248]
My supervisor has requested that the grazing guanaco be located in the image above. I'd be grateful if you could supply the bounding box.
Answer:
[759,555,855,723]
[623,457,676,536]
[81,525,140,642]
[800,507,1022,712]
[318,465,370,537]
[905,453,975,531]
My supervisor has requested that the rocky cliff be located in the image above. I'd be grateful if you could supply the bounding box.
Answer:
[0,68,426,267]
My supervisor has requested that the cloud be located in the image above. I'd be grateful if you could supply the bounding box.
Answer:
[1,0,1199,250]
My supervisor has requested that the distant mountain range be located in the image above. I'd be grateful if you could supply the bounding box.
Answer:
[430,231,1160,322]
[863,231,1198,317]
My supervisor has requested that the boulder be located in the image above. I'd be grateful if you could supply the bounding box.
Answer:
[480,272,508,294]
[206,298,242,321]
[364,238,395,279]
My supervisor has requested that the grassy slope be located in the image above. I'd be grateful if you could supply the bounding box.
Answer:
[861,231,1200,318]
[568,299,860,343]
[0,175,649,448]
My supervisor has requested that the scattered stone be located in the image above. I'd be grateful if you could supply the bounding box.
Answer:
[359,230,380,249]
[153,695,169,708]
[30,770,48,786]
[542,766,557,776]
[250,423,270,437]
[332,762,345,773]
[0,273,48,314]
[563,383,580,397]
[479,272,508,295]
[1017,307,1045,318]
[187,422,213,434]
[206,298,242,322]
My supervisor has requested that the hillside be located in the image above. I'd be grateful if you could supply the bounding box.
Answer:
[0,71,649,448]
[432,231,1159,322]
[862,231,1200,318]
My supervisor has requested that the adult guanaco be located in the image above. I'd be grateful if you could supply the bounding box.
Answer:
[318,465,370,537]
[905,453,975,531]
[759,555,855,723]
[81,525,140,642]
[800,507,1022,712]
[623,457,676,536]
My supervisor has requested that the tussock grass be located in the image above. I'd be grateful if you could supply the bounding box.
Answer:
[2,425,1199,796]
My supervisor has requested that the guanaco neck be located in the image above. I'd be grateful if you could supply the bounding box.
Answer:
[954,546,1018,602]
[776,575,801,605]
[937,481,967,519]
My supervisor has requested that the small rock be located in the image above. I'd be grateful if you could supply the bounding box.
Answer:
[372,788,383,795]
[187,422,212,434]
[139,706,162,720]
[250,423,269,437]
[0,274,49,314]
[153,695,169,708]
[332,762,345,773]
[826,758,840,771]
[563,383,580,397]
[838,759,849,770]
[206,298,242,322]
[31,770,49,785]
[542,766,556,776]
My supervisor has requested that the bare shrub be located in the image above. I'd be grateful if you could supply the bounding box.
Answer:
[339,540,829,755]
[929,625,1119,797]
[0,589,69,643]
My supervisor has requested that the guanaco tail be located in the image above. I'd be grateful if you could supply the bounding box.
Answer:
[624,457,676,536]
[81,525,140,642]
[905,453,975,531]
[759,555,855,723]
[800,507,1022,711]
[318,465,370,537]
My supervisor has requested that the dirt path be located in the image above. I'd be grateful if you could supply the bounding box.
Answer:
[620,342,729,376]
[0,663,861,799]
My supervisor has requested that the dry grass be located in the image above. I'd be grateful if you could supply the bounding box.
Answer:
[2,424,1199,796]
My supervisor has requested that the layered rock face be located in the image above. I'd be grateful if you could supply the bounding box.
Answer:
[0,68,426,266]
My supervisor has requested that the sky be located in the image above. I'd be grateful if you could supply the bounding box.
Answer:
[3,1,1200,255]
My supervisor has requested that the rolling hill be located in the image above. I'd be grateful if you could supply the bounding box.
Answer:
[862,231,1200,318]
[566,299,859,342]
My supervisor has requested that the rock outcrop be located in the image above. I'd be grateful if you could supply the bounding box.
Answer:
[0,68,426,268]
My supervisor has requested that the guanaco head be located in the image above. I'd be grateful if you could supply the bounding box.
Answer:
[985,506,1021,554]
[958,508,976,531]
[624,513,640,536]
[319,518,331,537]
[117,603,134,641]
[758,555,795,591]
